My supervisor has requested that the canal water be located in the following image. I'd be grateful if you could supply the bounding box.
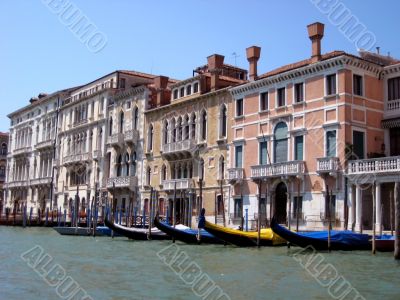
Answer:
[0,227,399,300]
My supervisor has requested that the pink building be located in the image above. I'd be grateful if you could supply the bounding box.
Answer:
[227,22,400,231]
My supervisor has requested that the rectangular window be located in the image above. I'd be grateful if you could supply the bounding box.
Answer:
[277,88,286,107]
[173,90,178,99]
[294,83,304,103]
[353,130,365,159]
[259,141,268,165]
[326,74,337,95]
[293,196,303,219]
[353,74,363,96]
[388,77,400,101]
[260,92,268,111]
[120,78,126,89]
[180,87,185,97]
[234,198,243,218]
[326,130,336,157]
[236,98,243,117]
[235,145,243,168]
[294,136,304,161]
[193,82,199,93]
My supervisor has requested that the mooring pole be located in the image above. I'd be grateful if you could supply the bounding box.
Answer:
[394,182,400,260]
[372,182,376,255]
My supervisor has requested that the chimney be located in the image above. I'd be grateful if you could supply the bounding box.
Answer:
[246,46,261,81]
[29,97,39,104]
[307,22,325,62]
[207,54,224,91]
[154,76,169,107]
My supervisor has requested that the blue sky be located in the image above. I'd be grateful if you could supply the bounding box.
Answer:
[1,0,399,132]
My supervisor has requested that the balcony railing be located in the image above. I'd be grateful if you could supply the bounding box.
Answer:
[107,176,138,191]
[227,168,244,182]
[14,146,32,156]
[124,129,139,144]
[30,177,52,186]
[251,161,305,179]
[36,139,54,150]
[162,179,191,190]
[347,156,400,175]
[385,98,400,117]
[63,153,92,165]
[316,157,340,174]
[108,133,124,148]
[162,139,197,155]
[5,180,29,189]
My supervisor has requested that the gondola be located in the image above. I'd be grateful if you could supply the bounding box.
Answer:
[104,217,171,240]
[375,235,395,252]
[154,216,223,244]
[203,220,286,247]
[270,217,371,251]
[53,226,118,237]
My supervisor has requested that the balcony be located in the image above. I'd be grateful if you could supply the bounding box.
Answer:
[124,129,139,145]
[385,98,400,118]
[251,161,305,179]
[161,139,197,160]
[162,179,191,191]
[36,139,54,151]
[316,157,340,176]
[107,133,124,148]
[227,168,244,183]
[107,176,138,192]
[14,146,32,156]
[93,150,102,161]
[30,177,52,186]
[63,152,92,165]
[347,156,400,182]
[5,180,29,189]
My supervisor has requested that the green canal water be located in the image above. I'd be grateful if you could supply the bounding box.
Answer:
[0,227,399,300]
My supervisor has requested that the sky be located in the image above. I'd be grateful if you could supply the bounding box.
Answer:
[1,0,400,132]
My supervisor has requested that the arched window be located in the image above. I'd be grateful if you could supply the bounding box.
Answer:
[117,155,122,177]
[171,119,176,143]
[147,124,154,152]
[130,152,137,176]
[191,114,196,140]
[177,117,182,141]
[119,111,124,133]
[146,166,151,186]
[201,110,207,141]
[186,85,192,96]
[1,143,7,156]
[133,106,139,130]
[199,158,205,180]
[109,117,113,136]
[220,105,227,138]
[274,122,288,163]
[184,115,189,140]
[124,153,130,176]
[163,121,168,145]
[161,164,167,181]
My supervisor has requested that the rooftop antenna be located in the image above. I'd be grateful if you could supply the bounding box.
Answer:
[232,52,240,67]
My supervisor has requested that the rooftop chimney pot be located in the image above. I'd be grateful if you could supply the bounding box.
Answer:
[207,54,225,91]
[246,46,261,81]
[307,22,324,62]
[154,75,169,107]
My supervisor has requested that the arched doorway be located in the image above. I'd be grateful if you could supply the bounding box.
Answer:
[275,182,287,224]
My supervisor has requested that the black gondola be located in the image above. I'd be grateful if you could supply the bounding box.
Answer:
[104,218,171,240]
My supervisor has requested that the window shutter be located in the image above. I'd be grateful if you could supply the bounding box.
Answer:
[326,131,336,157]
[295,136,304,161]
[259,142,268,165]
[353,131,365,159]
[235,146,243,168]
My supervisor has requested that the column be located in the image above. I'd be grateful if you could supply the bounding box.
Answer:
[375,183,382,232]
[355,185,362,232]
[348,183,354,230]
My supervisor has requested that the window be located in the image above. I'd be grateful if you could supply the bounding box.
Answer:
[193,82,199,93]
[201,111,207,140]
[326,74,337,95]
[353,130,365,159]
[217,195,224,216]
[180,87,185,98]
[1,143,7,155]
[325,194,336,219]
[388,77,400,101]
[120,78,126,89]
[117,155,122,177]
[326,130,336,157]
[294,83,304,103]
[235,145,243,168]
[161,165,167,181]
[126,101,131,109]
[293,196,303,219]
[146,167,151,186]
[109,117,113,136]
[173,89,178,100]
[234,198,243,218]
[353,74,363,96]
[236,98,243,117]
[133,107,139,130]
[260,92,268,111]
[294,136,304,161]
[119,112,124,133]
[220,105,227,138]
[277,87,286,107]
[148,124,154,152]
[259,141,268,165]
[186,85,192,96]
[274,122,288,163]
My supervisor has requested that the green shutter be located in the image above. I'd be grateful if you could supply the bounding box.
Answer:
[235,145,243,168]
[274,122,288,163]
[295,136,303,161]
[353,131,365,159]
[259,141,268,165]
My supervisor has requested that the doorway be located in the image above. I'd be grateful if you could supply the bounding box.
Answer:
[275,182,287,224]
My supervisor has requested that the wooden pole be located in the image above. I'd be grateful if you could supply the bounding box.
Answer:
[327,187,331,252]
[199,178,203,212]
[220,179,226,227]
[394,182,400,260]
[257,180,262,248]
[380,203,383,236]
[296,179,300,232]
[172,182,177,243]
[372,182,376,255]
[214,191,217,225]
[148,187,153,240]
[390,190,394,236]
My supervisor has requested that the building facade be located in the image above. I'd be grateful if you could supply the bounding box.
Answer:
[0,132,9,213]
